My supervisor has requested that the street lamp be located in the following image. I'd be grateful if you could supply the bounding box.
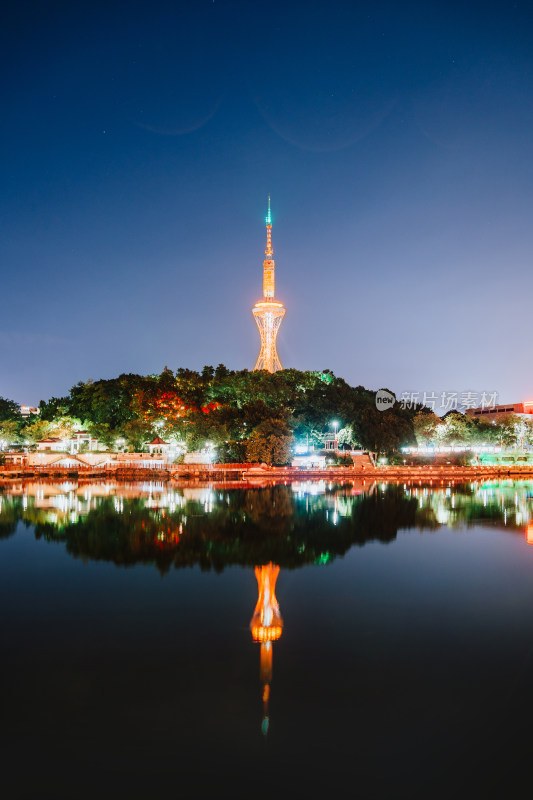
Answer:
[331,420,339,452]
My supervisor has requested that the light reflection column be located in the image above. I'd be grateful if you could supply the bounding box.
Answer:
[250,563,283,736]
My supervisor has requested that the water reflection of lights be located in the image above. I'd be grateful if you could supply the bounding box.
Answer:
[250,564,283,737]
[413,481,533,533]
[6,479,533,553]
[435,506,450,525]
[291,480,326,496]
[183,488,215,505]
[527,524,533,545]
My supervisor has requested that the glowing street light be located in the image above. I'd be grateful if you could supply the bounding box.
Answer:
[330,420,340,454]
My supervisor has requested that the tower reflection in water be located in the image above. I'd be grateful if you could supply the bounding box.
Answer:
[249,563,283,736]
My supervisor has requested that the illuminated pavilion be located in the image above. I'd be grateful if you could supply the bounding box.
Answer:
[252,197,286,372]
[250,562,283,736]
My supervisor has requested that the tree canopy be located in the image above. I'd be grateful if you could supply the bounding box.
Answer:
[33,367,421,460]
[0,397,20,422]
[4,366,528,461]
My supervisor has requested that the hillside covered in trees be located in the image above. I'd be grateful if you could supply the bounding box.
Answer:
[1,367,419,462]
[2,368,532,464]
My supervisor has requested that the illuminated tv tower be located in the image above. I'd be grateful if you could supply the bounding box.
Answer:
[252,196,286,372]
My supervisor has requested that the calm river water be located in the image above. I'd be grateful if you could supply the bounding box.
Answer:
[2,478,533,798]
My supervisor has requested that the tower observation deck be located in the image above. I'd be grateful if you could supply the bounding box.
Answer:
[252,197,286,372]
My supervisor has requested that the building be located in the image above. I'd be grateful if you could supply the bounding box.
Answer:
[292,454,327,469]
[30,452,164,469]
[323,433,339,451]
[3,452,28,466]
[70,431,99,452]
[252,197,286,373]
[36,437,65,451]
[36,431,99,453]
[146,436,171,456]
[18,405,40,417]
[466,401,533,421]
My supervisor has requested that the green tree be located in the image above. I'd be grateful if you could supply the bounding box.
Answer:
[21,419,53,445]
[34,367,426,461]
[357,407,414,456]
[496,414,522,449]
[216,440,247,463]
[413,410,444,446]
[337,425,358,449]
[441,411,472,446]
[38,396,70,421]
[48,415,81,439]
[0,420,22,447]
[120,420,154,451]
[246,433,271,464]
[84,422,116,449]
[0,397,20,421]
[246,418,293,465]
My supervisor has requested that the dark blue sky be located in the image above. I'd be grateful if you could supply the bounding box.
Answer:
[2,0,533,408]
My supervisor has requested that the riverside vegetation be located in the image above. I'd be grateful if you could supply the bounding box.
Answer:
[1,366,532,464]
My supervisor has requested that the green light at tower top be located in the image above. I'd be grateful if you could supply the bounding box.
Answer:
[265,195,272,226]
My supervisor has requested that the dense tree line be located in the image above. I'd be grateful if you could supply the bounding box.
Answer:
[5,367,528,463]
[413,409,533,452]
[1,367,422,462]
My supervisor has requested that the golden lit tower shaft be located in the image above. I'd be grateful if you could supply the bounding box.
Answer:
[252,197,286,372]
[263,194,274,297]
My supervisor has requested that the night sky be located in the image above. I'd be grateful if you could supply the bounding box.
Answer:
[2,0,533,409]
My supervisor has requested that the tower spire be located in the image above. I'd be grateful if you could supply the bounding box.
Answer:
[265,195,273,259]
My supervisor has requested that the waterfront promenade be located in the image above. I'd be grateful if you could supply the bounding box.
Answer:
[2,461,533,483]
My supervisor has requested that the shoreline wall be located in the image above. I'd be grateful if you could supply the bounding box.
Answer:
[3,463,533,483]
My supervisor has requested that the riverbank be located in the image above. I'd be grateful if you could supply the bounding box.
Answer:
[2,463,533,484]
